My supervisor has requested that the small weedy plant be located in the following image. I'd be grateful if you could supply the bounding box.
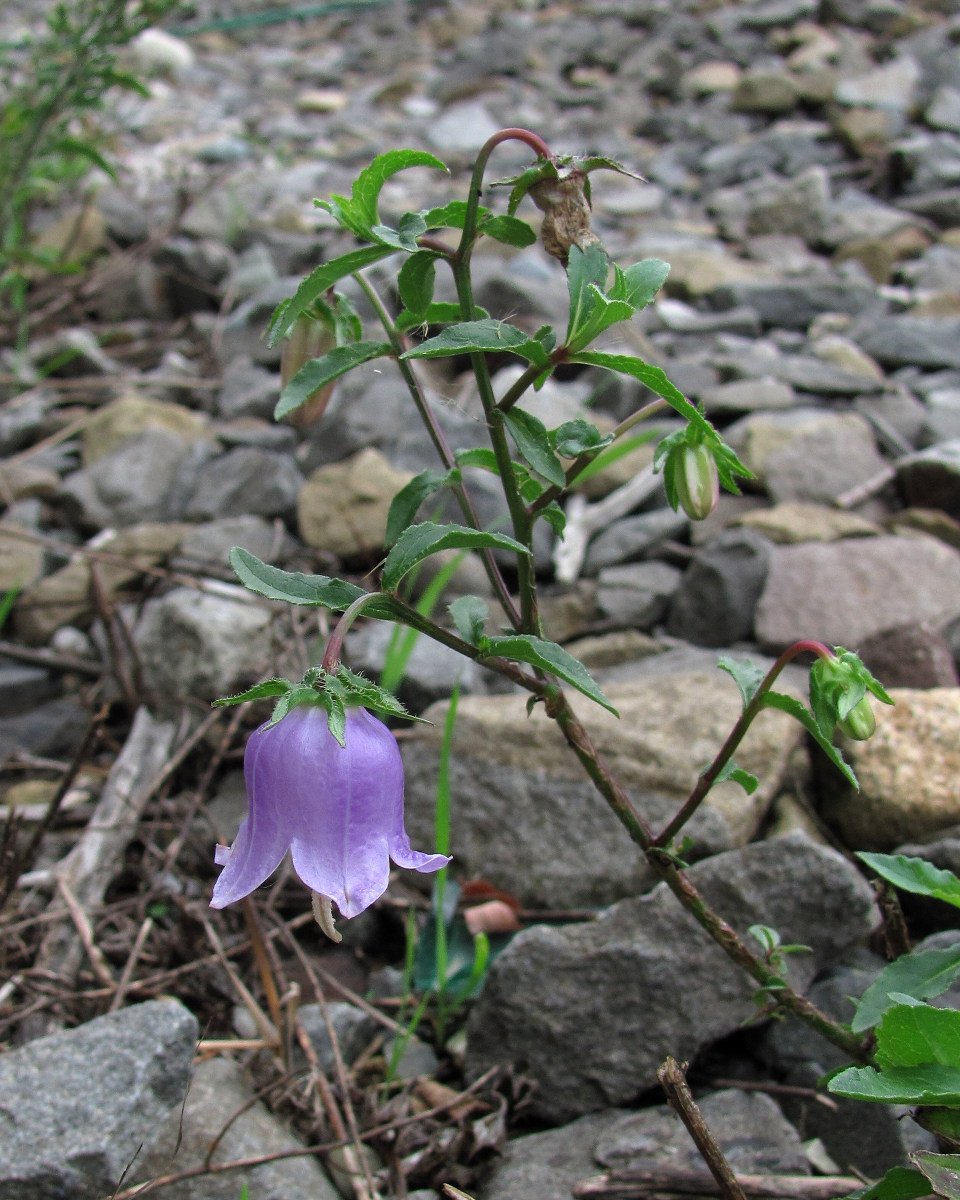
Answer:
[209,129,958,1193]
[0,0,179,341]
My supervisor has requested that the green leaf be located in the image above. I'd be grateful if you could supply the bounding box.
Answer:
[455,447,500,472]
[482,634,619,716]
[267,245,392,346]
[875,1003,960,1071]
[315,689,346,746]
[552,419,613,459]
[212,678,292,707]
[846,1167,934,1200]
[502,408,567,487]
[422,200,471,230]
[275,341,391,419]
[828,1063,960,1105]
[371,209,427,252]
[916,1114,960,1151]
[479,213,537,248]
[396,301,489,332]
[317,149,447,241]
[385,469,455,547]
[540,500,567,539]
[568,429,660,485]
[48,136,116,180]
[333,665,423,724]
[914,1152,960,1200]
[382,523,529,593]
[714,759,759,794]
[717,656,767,710]
[857,854,960,910]
[853,947,960,1032]
[229,548,399,618]
[571,349,711,432]
[609,258,671,310]
[397,250,438,316]
[448,595,489,647]
[565,243,610,345]
[401,320,550,368]
[759,690,858,788]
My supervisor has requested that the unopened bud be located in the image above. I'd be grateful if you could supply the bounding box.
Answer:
[839,695,876,740]
[280,315,336,426]
[675,442,719,521]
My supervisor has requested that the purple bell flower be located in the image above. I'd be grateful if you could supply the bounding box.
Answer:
[211,704,449,919]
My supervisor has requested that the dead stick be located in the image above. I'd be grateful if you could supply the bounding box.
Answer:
[657,1058,747,1200]
[574,1168,864,1200]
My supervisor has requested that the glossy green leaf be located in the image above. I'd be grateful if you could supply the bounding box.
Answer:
[717,656,768,710]
[317,148,447,241]
[275,341,391,419]
[267,245,392,346]
[397,250,438,317]
[385,469,455,547]
[713,759,759,794]
[846,1167,934,1200]
[455,447,500,472]
[401,320,550,367]
[448,595,489,647]
[479,213,537,247]
[828,1063,960,1105]
[483,634,619,716]
[853,947,960,1032]
[502,408,567,487]
[858,854,960,910]
[571,349,711,433]
[553,419,613,459]
[874,1003,960,1071]
[609,258,670,310]
[371,209,428,252]
[915,1113,960,1150]
[759,690,858,787]
[382,523,529,593]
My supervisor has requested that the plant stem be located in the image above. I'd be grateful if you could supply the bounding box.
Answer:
[653,640,834,848]
[321,591,384,671]
[658,1057,748,1200]
[353,270,523,631]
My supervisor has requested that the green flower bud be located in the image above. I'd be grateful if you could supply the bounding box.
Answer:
[838,695,876,740]
[674,442,719,521]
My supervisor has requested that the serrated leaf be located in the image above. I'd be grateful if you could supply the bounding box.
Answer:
[714,759,759,794]
[448,595,489,647]
[320,149,447,241]
[829,1063,960,1105]
[275,341,391,419]
[422,200,471,230]
[479,213,537,247]
[482,634,619,716]
[212,678,292,707]
[854,947,960,1032]
[230,547,398,618]
[609,258,670,309]
[759,690,858,788]
[401,320,550,367]
[502,408,566,487]
[914,1152,960,1200]
[267,245,392,345]
[717,656,767,710]
[385,469,455,547]
[335,665,422,723]
[858,854,960,910]
[397,250,438,317]
[875,1002,960,1071]
[382,523,529,593]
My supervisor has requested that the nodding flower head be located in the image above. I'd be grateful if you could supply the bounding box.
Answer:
[211,704,449,920]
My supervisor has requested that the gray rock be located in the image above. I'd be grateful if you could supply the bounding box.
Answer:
[755,535,960,650]
[896,439,960,518]
[0,999,197,1199]
[183,446,304,521]
[667,528,771,646]
[0,664,58,717]
[593,1089,809,1174]
[217,356,281,421]
[148,1056,339,1200]
[835,55,921,111]
[763,422,888,506]
[853,316,960,370]
[584,508,689,573]
[176,515,288,570]
[426,101,500,154]
[465,835,877,1122]
[858,621,959,688]
[709,280,877,329]
[297,1002,380,1076]
[60,430,214,529]
[0,696,90,763]
[595,561,682,628]
[768,355,884,396]
[134,585,275,700]
[701,376,797,415]
[927,86,960,133]
[403,672,801,909]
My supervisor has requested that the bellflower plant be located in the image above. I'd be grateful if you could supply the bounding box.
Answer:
[211,703,449,928]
